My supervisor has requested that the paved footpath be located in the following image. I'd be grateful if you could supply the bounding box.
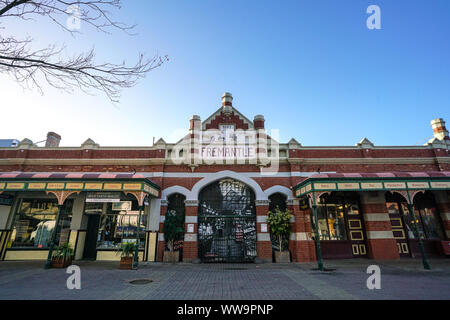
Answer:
[0,259,449,300]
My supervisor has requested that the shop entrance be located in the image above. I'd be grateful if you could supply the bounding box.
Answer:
[198,179,257,263]
[83,214,100,260]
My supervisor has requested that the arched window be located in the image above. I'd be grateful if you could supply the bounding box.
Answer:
[269,193,287,212]
[268,193,288,252]
[166,193,186,252]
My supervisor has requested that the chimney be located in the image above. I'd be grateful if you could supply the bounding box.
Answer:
[431,118,449,141]
[222,92,233,115]
[45,132,61,147]
[254,115,265,130]
[190,115,201,133]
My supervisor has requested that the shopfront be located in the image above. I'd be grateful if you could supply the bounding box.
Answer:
[0,174,160,262]
[294,173,450,261]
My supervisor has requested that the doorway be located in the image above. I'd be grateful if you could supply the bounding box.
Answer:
[83,214,100,260]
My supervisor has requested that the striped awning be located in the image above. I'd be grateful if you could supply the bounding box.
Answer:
[0,172,160,197]
[294,171,450,198]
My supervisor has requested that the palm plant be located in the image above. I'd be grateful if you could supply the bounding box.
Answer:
[116,242,137,258]
[52,242,74,262]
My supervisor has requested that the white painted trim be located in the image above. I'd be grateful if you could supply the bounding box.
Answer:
[264,185,294,200]
[257,233,271,241]
[190,170,267,201]
[363,213,391,222]
[158,233,165,241]
[289,232,311,241]
[257,216,268,223]
[161,185,192,201]
[366,231,394,239]
[185,216,198,223]
[160,216,165,223]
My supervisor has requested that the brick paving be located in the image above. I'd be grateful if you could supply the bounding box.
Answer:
[0,259,449,300]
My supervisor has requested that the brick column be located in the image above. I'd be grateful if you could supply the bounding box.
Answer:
[360,192,400,260]
[183,200,198,262]
[256,200,272,262]
[289,200,316,262]
[433,191,450,240]
[157,200,167,262]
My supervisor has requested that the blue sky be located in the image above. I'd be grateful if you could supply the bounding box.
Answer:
[1,0,449,146]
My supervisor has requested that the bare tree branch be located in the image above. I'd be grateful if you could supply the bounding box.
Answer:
[0,0,168,102]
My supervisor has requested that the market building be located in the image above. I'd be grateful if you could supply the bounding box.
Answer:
[0,93,449,263]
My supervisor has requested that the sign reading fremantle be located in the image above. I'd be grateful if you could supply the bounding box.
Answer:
[170,124,280,175]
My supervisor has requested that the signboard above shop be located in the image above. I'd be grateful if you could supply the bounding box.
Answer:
[85,192,121,203]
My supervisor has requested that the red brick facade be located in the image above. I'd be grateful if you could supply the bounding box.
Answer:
[1,95,449,263]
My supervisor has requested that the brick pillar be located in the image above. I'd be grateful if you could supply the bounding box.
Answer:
[289,199,316,262]
[434,191,450,240]
[256,200,272,262]
[183,200,198,262]
[360,192,400,260]
[157,201,167,262]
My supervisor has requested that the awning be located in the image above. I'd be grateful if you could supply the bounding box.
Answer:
[294,171,450,198]
[0,172,160,198]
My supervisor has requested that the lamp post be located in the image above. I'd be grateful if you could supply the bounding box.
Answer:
[132,205,144,269]
[310,193,324,271]
[45,204,63,269]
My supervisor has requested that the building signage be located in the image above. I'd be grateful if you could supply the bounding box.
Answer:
[201,146,256,160]
[407,182,430,189]
[338,183,359,190]
[112,201,132,211]
[361,182,383,189]
[314,183,336,190]
[384,182,406,189]
[431,182,450,189]
[86,192,121,203]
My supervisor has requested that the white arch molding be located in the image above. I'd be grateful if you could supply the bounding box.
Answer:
[190,170,267,201]
[161,185,192,201]
[264,185,294,200]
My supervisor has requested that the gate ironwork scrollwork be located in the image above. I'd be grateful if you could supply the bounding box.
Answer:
[198,179,257,262]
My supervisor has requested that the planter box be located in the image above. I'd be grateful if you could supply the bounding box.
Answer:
[163,251,179,263]
[274,251,290,263]
[51,257,73,268]
[120,256,134,270]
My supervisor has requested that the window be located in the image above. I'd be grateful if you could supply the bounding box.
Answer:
[94,198,146,250]
[10,199,73,249]
[385,192,444,240]
[314,194,359,241]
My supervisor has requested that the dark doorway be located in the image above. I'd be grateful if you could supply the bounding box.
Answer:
[83,214,100,260]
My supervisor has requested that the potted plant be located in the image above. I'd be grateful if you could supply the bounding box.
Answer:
[116,242,137,270]
[51,242,74,268]
[267,208,292,263]
[163,210,184,263]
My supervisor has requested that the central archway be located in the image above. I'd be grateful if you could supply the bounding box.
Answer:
[198,178,257,262]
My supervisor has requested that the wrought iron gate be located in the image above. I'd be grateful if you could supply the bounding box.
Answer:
[198,179,257,263]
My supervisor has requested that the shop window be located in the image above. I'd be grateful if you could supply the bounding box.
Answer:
[315,193,358,241]
[95,198,146,250]
[386,192,444,240]
[9,199,73,249]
